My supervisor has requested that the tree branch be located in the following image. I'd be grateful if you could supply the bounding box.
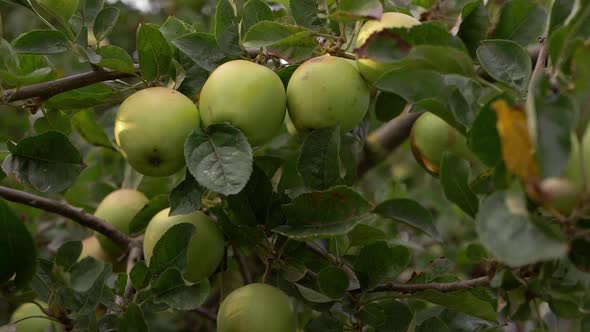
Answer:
[365,275,490,293]
[0,185,134,249]
[1,66,138,103]
[357,106,421,176]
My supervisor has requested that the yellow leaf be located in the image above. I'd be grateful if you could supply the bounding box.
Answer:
[493,99,539,182]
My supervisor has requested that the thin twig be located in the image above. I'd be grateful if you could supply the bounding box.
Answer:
[352,275,490,294]
[0,185,134,249]
[234,250,253,284]
[305,242,359,289]
[1,66,139,103]
[526,36,549,144]
[124,246,143,298]
[194,307,217,322]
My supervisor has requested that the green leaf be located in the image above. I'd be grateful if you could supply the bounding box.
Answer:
[2,131,83,193]
[129,194,169,234]
[215,0,242,55]
[476,39,532,93]
[549,0,575,33]
[375,92,406,122]
[34,109,71,135]
[440,153,479,218]
[69,257,105,292]
[291,0,324,30]
[184,124,253,196]
[93,7,119,42]
[152,268,210,310]
[137,23,172,81]
[242,0,273,34]
[55,241,82,270]
[348,224,386,247]
[225,164,273,226]
[0,199,36,288]
[117,303,148,332]
[569,238,590,271]
[172,33,227,72]
[330,0,383,21]
[297,127,342,190]
[375,68,447,103]
[373,199,440,241]
[458,1,489,57]
[355,23,466,63]
[274,186,372,239]
[476,191,567,266]
[418,317,450,332]
[534,76,574,178]
[413,289,496,321]
[571,44,590,122]
[44,83,116,110]
[71,109,115,150]
[83,0,104,25]
[149,223,195,274]
[12,30,68,54]
[467,98,502,167]
[358,303,385,328]
[169,170,204,216]
[129,260,151,290]
[494,0,547,46]
[318,266,349,299]
[294,283,334,303]
[243,21,317,63]
[374,300,413,332]
[62,259,111,314]
[160,16,195,41]
[354,241,411,290]
[96,45,135,74]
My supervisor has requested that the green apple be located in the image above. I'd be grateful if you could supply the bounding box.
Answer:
[356,12,421,84]
[539,131,590,215]
[143,208,225,282]
[10,302,61,332]
[217,283,296,332]
[38,0,79,22]
[410,112,475,174]
[94,189,149,257]
[286,55,371,133]
[80,235,125,272]
[199,60,286,146]
[115,87,200,177]
[539,177,582,215]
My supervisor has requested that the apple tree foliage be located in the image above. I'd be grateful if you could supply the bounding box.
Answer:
[0,0,590,331]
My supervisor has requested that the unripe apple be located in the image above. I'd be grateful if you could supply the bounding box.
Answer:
[80,235,125,272]
[410,112,475,174]
[356,12,421,84]
[286,56,371,133]
[80,235,110,262]
[10,302,62,332]
[539,177,582,215]
[199,60,287,146]
[538,132,589,215]
[143,208,225,282]
[94,189,149,257]
[217,283,296,332]
[115,87,200,177]
[38,0,79,22]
